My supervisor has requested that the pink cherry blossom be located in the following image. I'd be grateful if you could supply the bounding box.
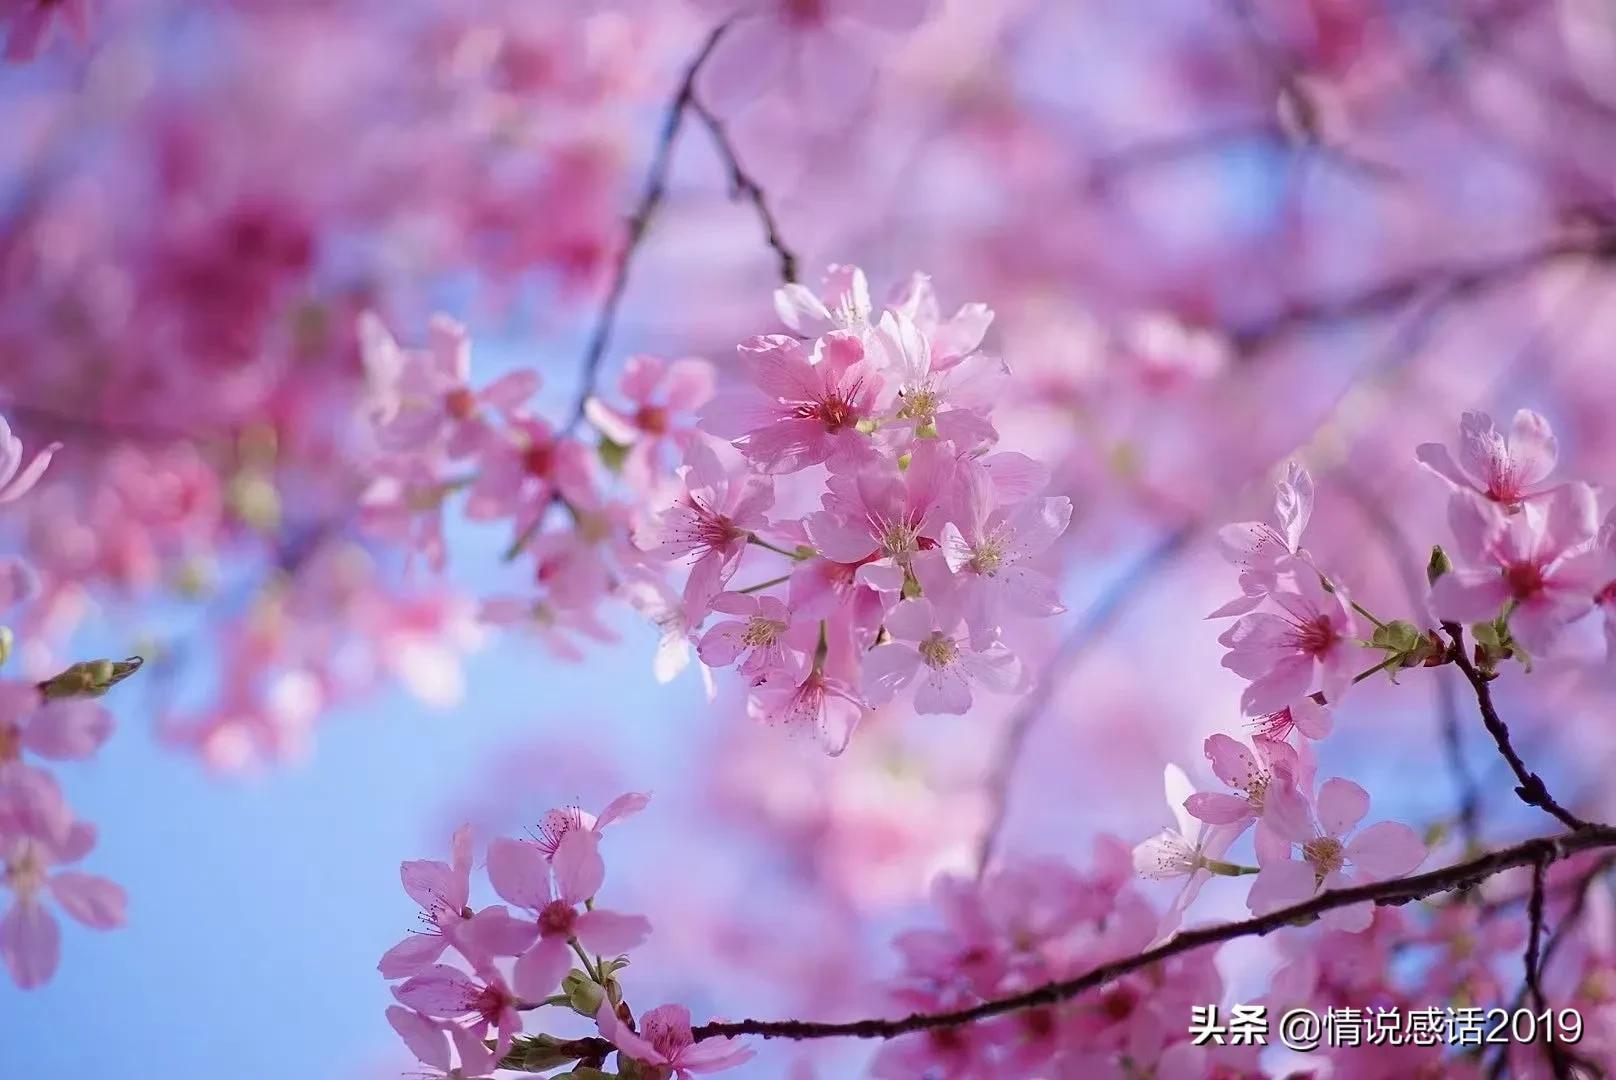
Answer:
[936,465,1071,623]
[746,651,864,756]
[888,272,994,370]
[773,264,873,338]
[699,332,886,475]
[464,417,595,538]
[696,592,799,681]
[647,437,774,618]
[1247,777,1426,932]
[391,962,522,1065]
[1416,408,1559,507]
[596,999,754,1077]
[378,824,475,979]
[1183,733,1303,837]
[871,310,1007,449]
[1218,556,1360,715]
[584,354,716,491]
[1,812,125,989]
[468,830,649,1001]
[1210,461,1315,617]
[0,415,60,506]
[528,791,650,860]
[863,598,1021,715]
[803,441,954,592]
[1430,484,1600,654]
[386,1005,495,1079]
[1131,764,1238,940]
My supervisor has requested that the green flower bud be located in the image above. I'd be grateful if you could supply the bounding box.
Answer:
[38,656,144,700]
[1427,545,1452,585]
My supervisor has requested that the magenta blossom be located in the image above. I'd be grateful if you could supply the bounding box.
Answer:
[465,416,596,538]
[1247,777,1426,932]
[1416,408,1559,507]
[699,332,886,475]
[596,1000,754,1078]
[584,354,716,491]
[468,830,650,1001]
[1218,556,1359,715]
[0,415,59,505]
[1430,484,1601,655]
[863,598,1022,715]
[697,592,799,682]
[647,437,774,618]
[391,962,523,1066]
[378,824,474,979]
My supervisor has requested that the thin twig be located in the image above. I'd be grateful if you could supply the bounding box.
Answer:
[690,826,1615,1044]
[1444,624,1588,832]
[1524,854,1575,1080]
[563,23,733,435]
[971,524,1198,878]
[688,98,800,286]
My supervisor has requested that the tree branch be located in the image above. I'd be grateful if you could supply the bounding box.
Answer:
[1523,854,1575,1080]
[690,826,1616,1044]
[1444,624,1589,832]
[688,98,800,287]
[563,23,732,435]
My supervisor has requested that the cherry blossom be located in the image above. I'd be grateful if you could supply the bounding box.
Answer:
[0,417,59,506]
[1218,556,1361,715]
[1247,777,1426,932]
[378,825,475,979]
[391,963,523,1066]
[527,791,650,860]
[1,802,124,989]
[595,1000,754,1077]
[1430,484,1601,654]
[469,830,650,1000]
[863,597,1021,715]
[1131,764,1239,940]
[1416,409,1560,508]
[646,437,774,618]
[1210,461,1315,617]
[936,466,1071,624]
[584,355,716,491]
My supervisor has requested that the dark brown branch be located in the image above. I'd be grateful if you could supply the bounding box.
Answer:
[691,826,1616,1044]
[688,98,800,287]
[1444,624,1589,832]
[1523,854,1575,1080]
[972,523,1197,877]
[563,23,732,435]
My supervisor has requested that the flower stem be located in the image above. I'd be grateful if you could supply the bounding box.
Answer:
[738,573,793,594]
[1203,858,1260,877]
[748,534,812,560]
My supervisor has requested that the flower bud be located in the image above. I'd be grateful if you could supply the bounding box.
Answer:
[563,969,604,1017]
[1427,545,1452,586]
[38,656,144,700]
[0,627,11,669]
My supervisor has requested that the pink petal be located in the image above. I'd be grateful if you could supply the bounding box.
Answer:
[1316,778,1369,837]
[459,905,538,958]
[596,792,650,830]
[1429,570,1511,625]
[0,900,58,988]
[1245,860,1316,916]
[1508,409,1557,488]
[574,909,651,956]
[401,859,461,915]
[486,837,551,911]
[387,1006,451,1072]
[512,937,572,1002]
[1346,821,1427,879]
[22,700,113,760]
[378,932,450,978]
[553,830,605,904]
[392,964,480,1017]
[1414,442,1474,492]
[49,872,125,929]
[662,359,717,412]
[1184,791,1253,826]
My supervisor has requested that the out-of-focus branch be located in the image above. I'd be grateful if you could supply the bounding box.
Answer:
[691,826,1616,1045]
[688,98,800,287]
[970,522,1197,877]
[1230,230,1616,354]
[1522,855,1576,1080]
[563,23,730,435]
[1444,624,1589,832]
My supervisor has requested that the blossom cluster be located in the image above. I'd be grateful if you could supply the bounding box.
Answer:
[646,266,1070,753]
[380,795,753,1079]
[0,419,127,989]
